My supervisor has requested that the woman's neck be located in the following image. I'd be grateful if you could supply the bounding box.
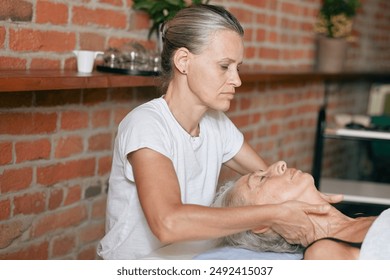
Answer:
[164,81,206,137]
[309,206,375,243]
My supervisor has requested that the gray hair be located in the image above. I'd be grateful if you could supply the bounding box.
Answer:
[213,181,304,254]
[159,4,244,93]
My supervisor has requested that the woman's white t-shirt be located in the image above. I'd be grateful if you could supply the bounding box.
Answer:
[97,97,244,259]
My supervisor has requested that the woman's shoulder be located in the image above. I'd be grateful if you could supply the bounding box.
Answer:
[131,97,165,116]
[120,97,166,126]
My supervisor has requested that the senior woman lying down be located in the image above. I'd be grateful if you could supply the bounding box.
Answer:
[212,161,389,260]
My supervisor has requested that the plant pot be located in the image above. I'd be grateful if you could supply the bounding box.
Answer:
[315,36,348,72]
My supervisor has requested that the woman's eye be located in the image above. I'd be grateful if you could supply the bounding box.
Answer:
[259,176,265,182]
[220,65,229,70]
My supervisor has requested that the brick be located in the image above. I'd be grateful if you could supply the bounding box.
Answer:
[0,26,5,48]
[13,191,46,215]
[243,0,267,7]
[0,241,49,260]
[98,0,123,6]
[0,142,12,165]
[79,223,105,243]
[230,114,250,128]
[77,245,99,260]
[256,28,266,41]
[237,82,257,94]
[0,0,32,21]
[72,6,127,29]
[36,158,96,186]
[60,111,88,130]
[32,205,87,237]
[54,135,83,158]
[51,234,76,257]
[0,112,57,135]
[230,7,253,24]
[36,1,68,25]
[64,185,82,206]
[48,188,63,210]
[259,47,280,60]
[281,2,303,16]
[0,167,32,193]
[10,28,76,52]
[64,56,77,71]
[114,107,132,125]
[15,138,51,163]
[256,13,267,25]
[98,155,112,176]
[228,99,237,112]
[245,46,256,59]
[88,132,112,151]
[130,10,150,30]
[240,97,252,110]
[0,199,11,220]
[91,109,110,128]
[30,58,61,70]
[92,196,106,219]
[268,31,278,43]
[268,123,280,136]
[0,56,27,70]
[267,15,277,26]
[79,32,106,51]
[0,219,29,249]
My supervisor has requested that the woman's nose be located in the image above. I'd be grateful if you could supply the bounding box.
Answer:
[230,70,242,88]
[272,161,287,175]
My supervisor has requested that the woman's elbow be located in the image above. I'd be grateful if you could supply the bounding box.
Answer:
[149,213,181,243]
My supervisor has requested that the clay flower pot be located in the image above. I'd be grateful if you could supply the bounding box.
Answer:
[315,35,348,72]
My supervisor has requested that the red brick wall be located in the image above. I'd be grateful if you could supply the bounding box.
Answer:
[1,0,390,259]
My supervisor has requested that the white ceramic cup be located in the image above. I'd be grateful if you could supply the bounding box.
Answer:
[73,50,103,73]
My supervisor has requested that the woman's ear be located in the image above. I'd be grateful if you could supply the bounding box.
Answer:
[251,225,270,234]
[173,47,190,74]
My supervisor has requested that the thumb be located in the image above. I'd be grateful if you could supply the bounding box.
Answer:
[305,203,331,214]
[319,192,344,204]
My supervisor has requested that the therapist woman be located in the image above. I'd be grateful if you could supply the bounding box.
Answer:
[97,4,338,259]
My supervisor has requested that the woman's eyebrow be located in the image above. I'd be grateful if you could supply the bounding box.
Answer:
[219,58,243,65]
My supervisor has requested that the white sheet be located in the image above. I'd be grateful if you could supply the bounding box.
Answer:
[193,247,302,260]
[142,240,218,260]
[359,208,390,259]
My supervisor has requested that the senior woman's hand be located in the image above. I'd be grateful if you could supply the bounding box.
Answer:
[270,200,331,246]
[319,192,344,204]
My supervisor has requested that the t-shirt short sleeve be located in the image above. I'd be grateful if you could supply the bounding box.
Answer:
[116,105,173,182]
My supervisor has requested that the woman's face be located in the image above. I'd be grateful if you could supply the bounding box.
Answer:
[233,161,320,205]
[186,29,244,112]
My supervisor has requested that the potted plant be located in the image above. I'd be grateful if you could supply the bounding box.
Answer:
[132,0,210,40]
[314,0,361,72]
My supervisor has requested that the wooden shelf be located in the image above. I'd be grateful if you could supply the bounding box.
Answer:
[1,69,390,92]
[0,70,159,92]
